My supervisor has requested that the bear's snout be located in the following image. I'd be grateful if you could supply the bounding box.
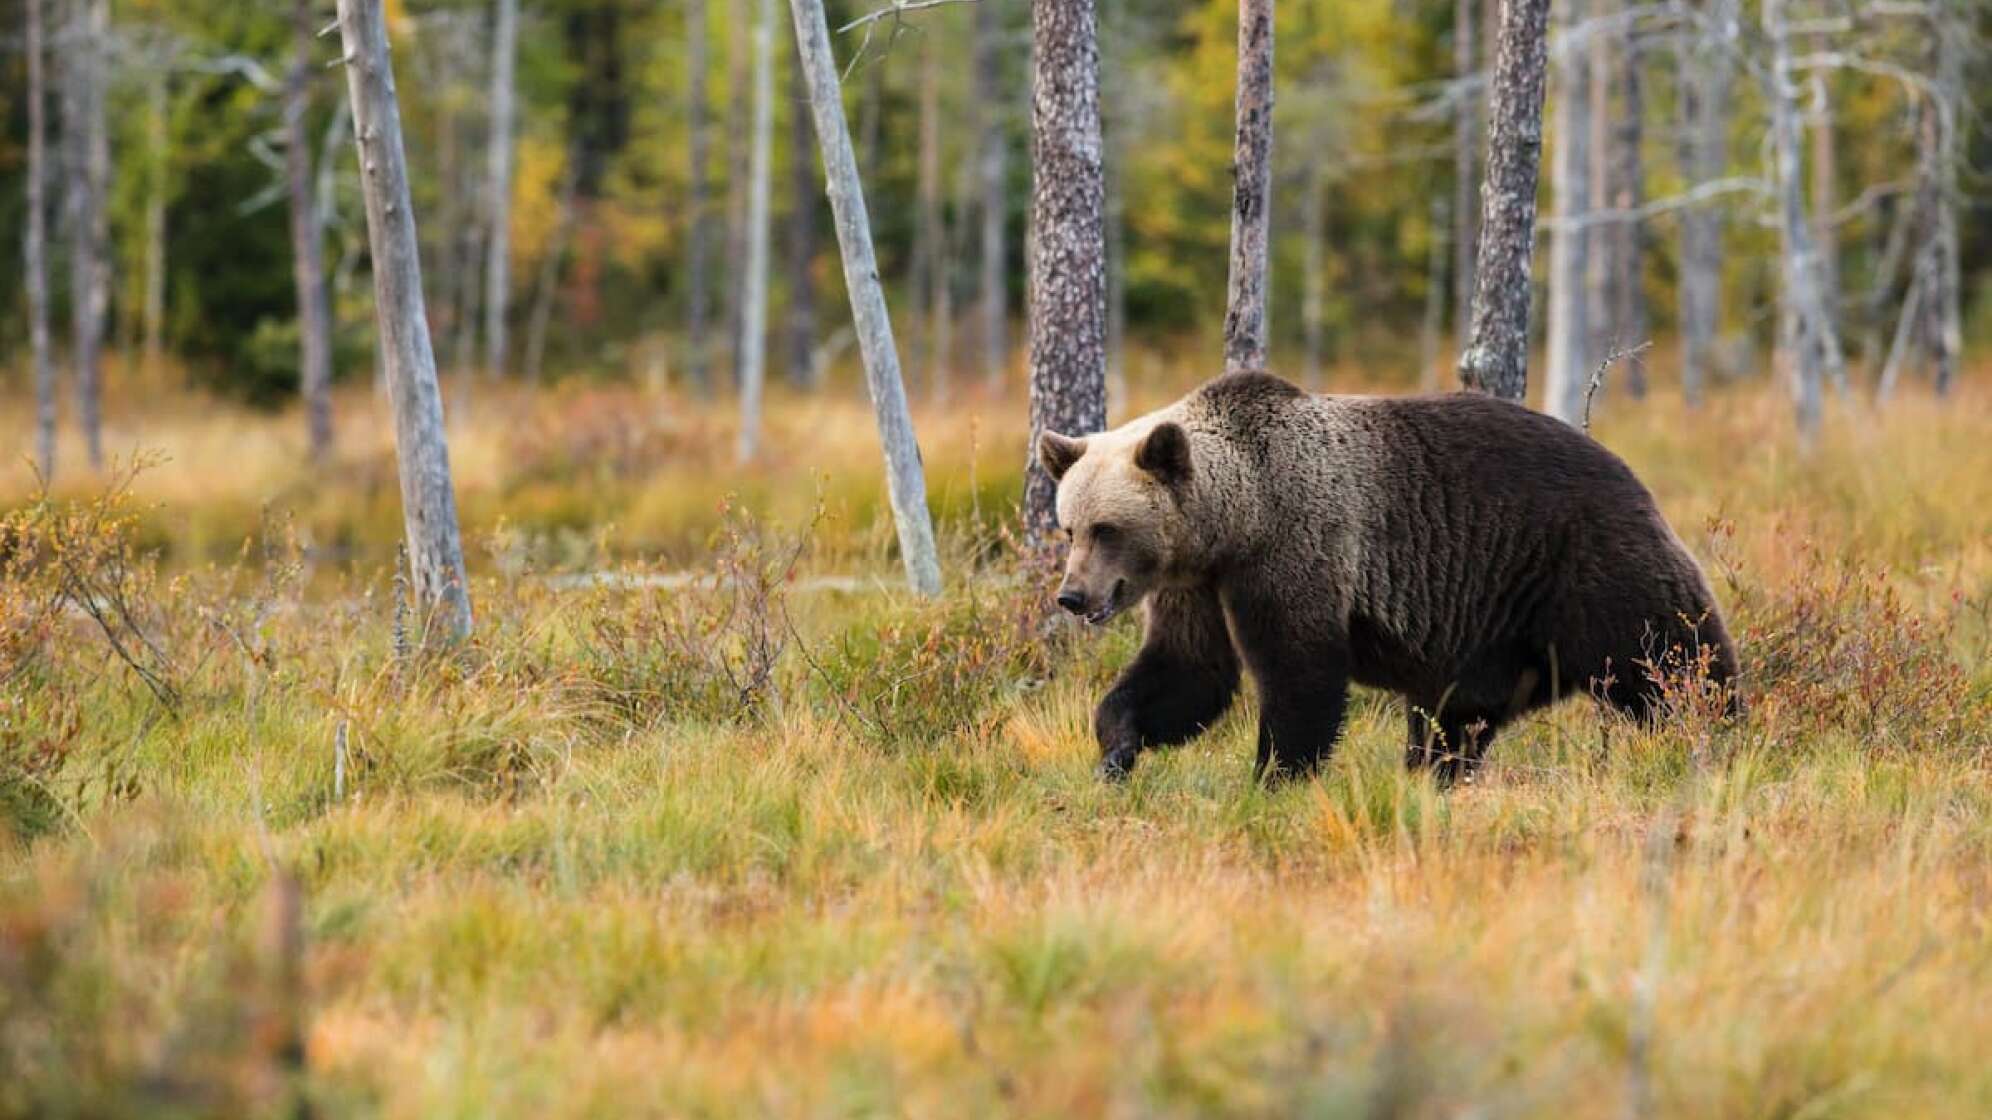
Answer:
[1055,588,1087,615]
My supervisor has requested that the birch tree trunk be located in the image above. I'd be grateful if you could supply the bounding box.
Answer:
[1675,0,1734,406]
[290,0,335,461]
[1457,0,1550,402]
[25,0,55,479]
[63,0,111,470]
[725,0,751,387]
[735,0,775,463]
[787,0,942,595]
[1924,0,1962,396]
[974,0,1009,388]
[1542,0,1593,425]
[1221,0,1275,376]
[336,0,474,640]
[1765,0,1843,441]
[1025,0,1109,544]
[1451,0,1478,352]
[686,0,712,393]
[785,34,819,389]
[484,0,519,377]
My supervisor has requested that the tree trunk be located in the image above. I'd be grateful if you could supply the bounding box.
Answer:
[63,0,111,470]
[787,0,942,595]
[1221,0,1275,376]
[974,0,1009,388]
[686,0,712,393]
[336,0,474,640]
[1542,0,1592,425]
[909,40,942,394]
[736,0,775,463]
[141,67,169,384]
[1675,0,1734,406]
[785,33,819,389]
[484,0,519,378]
[1300,157,1328,388]
[1765,0,1843,442]
[1612,19,1646,396]
[25,0,55,479]
[1924,1,1962,396]
[523,154,580,385]
[725,0,751,387]
[1451,0,1478,352]
[1808,65,1845,396]
[290,0,335,460]
[1024,0,1109,544]
[1456,0,1550,402]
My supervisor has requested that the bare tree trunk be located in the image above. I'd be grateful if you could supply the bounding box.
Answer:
[1221,0,1275,376]
[785,33,819,389]
[141,67,169,384]
[909,40,942,394]
[736,0,775,463]
[63,0,111,470]
[725,0,751,387]
[1676,0,1733,406]
[25,0,55,479]
[484,0,519,378]
[1419,194,1450,393]
[787,0,942,595]
[1808,64,1845,396]
[1024,0,1109,544]
[1765,0,1843,442]
[523,154,580,385]
[336,0,474,640]
[1612,19,1646,396]
[290,0,335,460]
[1457,0,1550,402]
[686,0,712,393]
[1542,0,1593,424]
[1451,0,1478,352]
[1925,0,1962,396]
[1300,157,1328,388]
[974,0,1009,388]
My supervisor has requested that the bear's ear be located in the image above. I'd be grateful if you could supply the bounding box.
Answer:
[1038,431,1088,482]
[1134,422,1192,486]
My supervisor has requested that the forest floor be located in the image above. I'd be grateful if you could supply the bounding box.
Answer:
[3,367,1990,1117]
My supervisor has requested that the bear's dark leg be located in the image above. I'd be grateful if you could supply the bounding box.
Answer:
[1254,677,1350,783]
[1405,697,1513,788]
[1094,588,1241,780]
[1219,586,1351,784]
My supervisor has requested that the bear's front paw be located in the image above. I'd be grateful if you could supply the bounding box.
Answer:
[1096,748,1137,783]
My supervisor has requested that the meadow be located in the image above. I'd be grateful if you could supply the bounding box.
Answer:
[3,360,1990,1118]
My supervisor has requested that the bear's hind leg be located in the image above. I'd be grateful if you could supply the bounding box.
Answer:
[1404,700,1509,788]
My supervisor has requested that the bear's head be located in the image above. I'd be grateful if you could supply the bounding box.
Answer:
[1038,420,1195,625]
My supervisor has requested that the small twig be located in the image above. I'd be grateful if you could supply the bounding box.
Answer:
[1584,341,1654,433]
[837,0,979,35]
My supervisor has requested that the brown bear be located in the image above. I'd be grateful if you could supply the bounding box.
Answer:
[1038,372,1739,785]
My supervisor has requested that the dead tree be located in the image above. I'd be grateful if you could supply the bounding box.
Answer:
[784,33,819,389]
[1222,0,1275,376]
[1024,0,1109,544]
[1676,0,1735,405]
[787,0,942,595]
[335,0,475,639]
[1764,0,1843,441]
[1457,0,1551,402]
[290,0,335,459]
[1542,0,1594,424]
[736,0,775,463]
[686,0,712,392]
[483,0,519,377]
[974,0,1009,388]
[25,0,55,478]
[62,0,111,469]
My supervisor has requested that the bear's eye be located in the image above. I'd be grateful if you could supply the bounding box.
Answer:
[1091,523,1121,545]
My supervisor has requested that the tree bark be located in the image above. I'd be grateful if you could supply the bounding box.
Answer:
[484,0,519,378]
[1456,0,1550,402]
[336,0,474,640]
[785,33,819,388]
[725,0,751,387]
[1923,1,1962,396]
[1221,0,1275,376]
[787,0,942,595]
[1451,0,1478,353]
[1542,0,1593,424]
[62,0,111,470]
[1765,0,1843,442]
[686,0,712,393]
[25,0,55,479]
[736,0,775,463]
[974,0,1009,388]
[1025,0,1109,544]
[1611,18,1646,396]
[1675,0,1734,406]
[290,0,335,461]
[1808,64,1845,396]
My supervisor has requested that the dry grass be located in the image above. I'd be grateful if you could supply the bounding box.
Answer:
[2,364,1990,1118]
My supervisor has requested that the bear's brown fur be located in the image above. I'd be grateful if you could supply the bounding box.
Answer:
[1041,373,1740,784]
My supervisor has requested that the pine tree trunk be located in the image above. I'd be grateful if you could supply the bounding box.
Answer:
[1765,0,1843,443]
[736,0,775,463]
[63,0,110,470]
[974,0,1009,388]
[291,0,335,460]
[1675,0,1733,406]
[787,0,942,595]
[484,0,519,378]
[1542,0,1593,424]
[25,0,55,479]
[1221,0,1275,376]
[785,34,819,389]
[1456,0,1550,402]
[1024,0,1108,544]
[686,0,712,393]
[336,0,474,640]
[1451,0,1478,352]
